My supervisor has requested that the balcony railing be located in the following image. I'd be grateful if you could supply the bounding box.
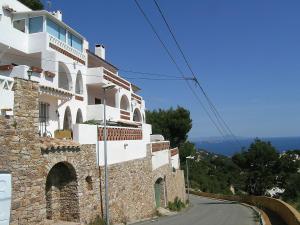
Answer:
[48,35,86,64]
[86,104,120,122]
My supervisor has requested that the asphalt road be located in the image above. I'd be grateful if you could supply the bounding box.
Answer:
[135,195,258,225]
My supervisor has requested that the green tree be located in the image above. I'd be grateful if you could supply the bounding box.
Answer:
[179,141,196,163]
[232,139,280,195]
[19,0,44,10]
[146,106,192,148]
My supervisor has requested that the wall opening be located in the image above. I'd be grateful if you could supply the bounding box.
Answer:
[63,106,72,130]
[120,95,129,111]
[75,71,83,94]
[154,177,165,208]
[76,109,83,124]
[58,62,72,91]
[45,162,80,222]
[133,108,142,122]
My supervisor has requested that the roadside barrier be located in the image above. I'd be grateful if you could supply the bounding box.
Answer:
[190,190,300,225]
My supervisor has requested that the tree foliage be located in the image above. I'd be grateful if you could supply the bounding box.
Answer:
[232,139,280,195]
[18,0,44,10]
[146,106,192,148]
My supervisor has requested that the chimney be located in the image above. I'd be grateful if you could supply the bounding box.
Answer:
[53,10,62,21]
[95,44,105,60]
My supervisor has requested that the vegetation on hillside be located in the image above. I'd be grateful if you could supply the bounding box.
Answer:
[18,0,43,10]
[147,107,300,211]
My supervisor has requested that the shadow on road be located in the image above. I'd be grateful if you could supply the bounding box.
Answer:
[197,201,238,205]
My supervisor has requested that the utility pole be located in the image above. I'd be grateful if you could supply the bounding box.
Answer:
[103,83,115,225]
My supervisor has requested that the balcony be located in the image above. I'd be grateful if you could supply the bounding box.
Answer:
[48,35,86,64]
[86,104,121,122]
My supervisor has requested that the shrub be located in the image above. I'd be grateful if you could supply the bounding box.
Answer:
[168,197,186,211]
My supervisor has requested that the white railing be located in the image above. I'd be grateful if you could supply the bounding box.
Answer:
[86,104,120,122]
[48,35,86,62]
[0,75,14,115]
[0,75,14,91]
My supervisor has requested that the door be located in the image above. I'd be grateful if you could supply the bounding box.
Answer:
[154,182,161,208]
[0,173,12,225]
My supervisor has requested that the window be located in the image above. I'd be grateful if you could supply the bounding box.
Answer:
[46,18,66,42]
[39,102,50,123]
[29,16,43,33]
[13,19,25,33]
[67,32,83,52]
[95,98,101,104]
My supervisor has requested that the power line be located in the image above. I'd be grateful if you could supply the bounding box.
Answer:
[134,0,228,140]
[153,0,242,148]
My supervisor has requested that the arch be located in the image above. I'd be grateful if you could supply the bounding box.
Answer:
[46,162,79,222]
[63,107,72,130]
[75,71,83,94]
[154,177,166,208]
[120,95,130,111]
[133,108,142,122]
[58,62,72,91]
[76,108,83,124]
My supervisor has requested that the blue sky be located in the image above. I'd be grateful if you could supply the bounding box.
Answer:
[46,0,300,139]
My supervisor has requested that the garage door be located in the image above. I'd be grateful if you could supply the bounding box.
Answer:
[0,173,11,225]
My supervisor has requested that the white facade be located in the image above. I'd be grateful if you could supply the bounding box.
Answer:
[0,173,12,225]
[0,0,180,168]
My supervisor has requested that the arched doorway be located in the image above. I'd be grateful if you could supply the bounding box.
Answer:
[58,62,72,91]
[46,162,79,222]
[120,95,129,111]
[133,108,142,122]
[75,71,83,94]
[63,107,72,130]
[154,177,165,208]
[76,109,83,124]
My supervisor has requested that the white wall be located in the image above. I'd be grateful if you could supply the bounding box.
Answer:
[171,154,180,170]
[152,149,170,170]
[0,173,12,225]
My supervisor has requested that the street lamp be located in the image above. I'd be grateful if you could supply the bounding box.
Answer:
[102,83,115,225]
[186,155,194,204]
[27,68,33,80]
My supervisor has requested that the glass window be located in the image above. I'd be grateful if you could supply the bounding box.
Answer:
[29,16,43,33]
[46,18,66,42]
[67,32,83,52]
[39,102,50,123]
[47,18,59,39]
[13,19,25,33]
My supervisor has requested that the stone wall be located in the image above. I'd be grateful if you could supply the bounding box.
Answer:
[0,78,101,225]
[100,147,155,224]
[102,144,186,224]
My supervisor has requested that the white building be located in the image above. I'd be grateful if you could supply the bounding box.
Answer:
[0,0,180,170]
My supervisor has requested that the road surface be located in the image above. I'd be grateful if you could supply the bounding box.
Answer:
[135,195,258,225]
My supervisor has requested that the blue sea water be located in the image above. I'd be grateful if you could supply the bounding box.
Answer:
[194,137,300,156]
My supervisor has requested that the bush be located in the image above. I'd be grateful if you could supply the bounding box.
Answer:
[88,216,106,225]
[168,197,186,211]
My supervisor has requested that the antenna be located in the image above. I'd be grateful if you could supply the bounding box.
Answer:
[47,1,52,11]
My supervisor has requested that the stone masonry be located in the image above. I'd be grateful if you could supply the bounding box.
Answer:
[101,144,186,224]
[0,78,101,225]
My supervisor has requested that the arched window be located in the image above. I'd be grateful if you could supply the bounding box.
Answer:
[63,107,72,130]
[120,95,130,111]
[76,109,83,124]
[75,71,83,94]
[133,108,142,122]
[58,62,72,91]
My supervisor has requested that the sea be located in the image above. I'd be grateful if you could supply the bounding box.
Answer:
[193,136,300,156]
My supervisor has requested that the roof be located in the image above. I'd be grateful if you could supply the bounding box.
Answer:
[87,50,118,71]
[131,83,141,92]
[12,10,86,40]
